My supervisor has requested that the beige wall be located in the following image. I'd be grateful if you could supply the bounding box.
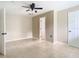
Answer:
[32,11,54,42]
[32,16,39,40]
[57,5,79,43]
[6,14,32,42]
[45,11,54,42]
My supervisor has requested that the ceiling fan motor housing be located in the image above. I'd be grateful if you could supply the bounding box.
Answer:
[30,3,35,10]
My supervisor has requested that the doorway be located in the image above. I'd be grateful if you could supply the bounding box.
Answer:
[39,17,46,40]
[68,10,79,48]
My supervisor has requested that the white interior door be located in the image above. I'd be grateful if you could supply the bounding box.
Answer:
[68,10,79,48]
[39,17,46,40]
[0,8,6,55]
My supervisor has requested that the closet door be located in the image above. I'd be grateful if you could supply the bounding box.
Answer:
[68,10,79,48]
[0,8,6,55]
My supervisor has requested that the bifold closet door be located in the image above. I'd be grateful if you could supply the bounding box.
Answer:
[68,10,79,48]
[0,8,6,55]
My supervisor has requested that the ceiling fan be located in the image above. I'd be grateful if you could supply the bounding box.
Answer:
[22,3,43,13]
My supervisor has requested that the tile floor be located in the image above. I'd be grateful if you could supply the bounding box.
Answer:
[0,39,79,58]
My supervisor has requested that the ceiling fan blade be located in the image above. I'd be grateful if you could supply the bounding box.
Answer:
[35,8,43,9]
[26,9,30,11]
[22,6,29,8]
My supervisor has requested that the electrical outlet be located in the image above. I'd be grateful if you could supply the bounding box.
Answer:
[50,35,52,38]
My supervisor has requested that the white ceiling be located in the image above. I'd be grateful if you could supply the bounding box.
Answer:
[0,1,79,16]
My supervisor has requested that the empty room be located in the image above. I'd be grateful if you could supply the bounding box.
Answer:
[0,0,79,58]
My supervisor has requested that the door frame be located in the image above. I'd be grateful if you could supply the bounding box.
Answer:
[0,8,6,55]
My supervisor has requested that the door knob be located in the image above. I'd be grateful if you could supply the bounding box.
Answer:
[1,33,7,35]
[69,30,71,32]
